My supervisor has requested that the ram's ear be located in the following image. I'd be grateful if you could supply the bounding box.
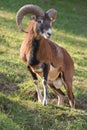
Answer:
[46,9,57,22]
[30,15,36,20]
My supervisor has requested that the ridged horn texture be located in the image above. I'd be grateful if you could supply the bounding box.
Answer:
[16,4,44,32]
[46,9,57,21]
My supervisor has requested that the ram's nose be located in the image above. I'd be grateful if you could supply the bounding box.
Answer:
[47,29,52,38]
[47,32,51,37]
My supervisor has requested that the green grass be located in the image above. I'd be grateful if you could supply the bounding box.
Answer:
[0,0,87,129]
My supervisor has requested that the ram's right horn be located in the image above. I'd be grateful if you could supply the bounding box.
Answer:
[16,4,44,32]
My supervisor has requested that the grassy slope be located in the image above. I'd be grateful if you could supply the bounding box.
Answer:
[0,0,87,129]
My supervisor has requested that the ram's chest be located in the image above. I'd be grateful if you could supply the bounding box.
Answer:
[29,39,40,66]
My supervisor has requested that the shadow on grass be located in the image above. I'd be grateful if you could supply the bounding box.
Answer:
[0,93,87,130]
[0,60,27,95]
[75,87,87,111]
[0,81,19,95]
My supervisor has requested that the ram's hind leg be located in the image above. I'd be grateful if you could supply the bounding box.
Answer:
[64,81,75,108]
[48,83,65,106]
[62,73,75,108]
[27,66,43,103]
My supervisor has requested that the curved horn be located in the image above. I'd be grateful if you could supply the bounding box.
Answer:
[16,4,44,32]
[46,9,57,22]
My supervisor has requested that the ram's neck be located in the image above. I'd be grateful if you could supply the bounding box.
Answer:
[29,38,40,66]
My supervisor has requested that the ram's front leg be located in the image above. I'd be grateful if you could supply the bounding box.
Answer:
[27,65,43,103]
[42,63,49,106]
[34,80,43,103]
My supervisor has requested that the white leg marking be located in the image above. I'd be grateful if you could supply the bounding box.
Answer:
[69,99,75,108]
[42,79,48,106]
[58,95,65,106]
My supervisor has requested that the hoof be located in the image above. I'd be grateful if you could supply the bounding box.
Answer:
[43,99,48,106]
[38,97,43,104]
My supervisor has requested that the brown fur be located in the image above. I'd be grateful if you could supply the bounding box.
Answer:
[20,20,75,108]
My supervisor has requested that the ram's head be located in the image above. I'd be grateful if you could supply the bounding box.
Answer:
[16,4,57,39]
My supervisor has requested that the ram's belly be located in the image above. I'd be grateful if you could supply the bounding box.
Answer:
[34,64,60,81]
[53,78,62,89]
[48,65,60,81]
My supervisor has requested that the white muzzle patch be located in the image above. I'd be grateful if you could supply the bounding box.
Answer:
[40,28,52,39]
